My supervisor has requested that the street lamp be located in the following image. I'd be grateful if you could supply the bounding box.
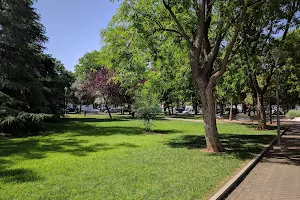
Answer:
[64,87,68,115]
[271,48,281,146]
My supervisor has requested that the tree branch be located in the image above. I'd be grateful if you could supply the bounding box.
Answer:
[207,16,224,66]
[209,3,248,87]
[148,28,184,38]
[162,0,191,46]
[282,1,298,41]
[203,0,213,55]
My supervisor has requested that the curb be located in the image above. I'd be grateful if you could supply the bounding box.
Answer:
[208,127,289,200]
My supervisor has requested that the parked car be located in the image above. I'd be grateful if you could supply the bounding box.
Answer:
[272,110,283,115]
[82,107,100,114]
[175,108,184,113]
[66,107,77,114]
[104,108,121,113]
[123,107,131,113]
[182,108,195,115]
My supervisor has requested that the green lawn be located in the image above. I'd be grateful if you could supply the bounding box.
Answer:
[0,115,275,200]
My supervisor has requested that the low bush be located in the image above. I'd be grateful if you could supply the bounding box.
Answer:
[134,92,161,132]
[0,113,57,136]
[286,110,300,119]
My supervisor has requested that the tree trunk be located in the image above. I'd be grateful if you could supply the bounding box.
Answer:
[269,101,272,124]
[198,86,223,152]
[220,103,224,117]
[257,93,266,130]
[229,100,233,121]
[105,104,112,119]
[193,101,198,115]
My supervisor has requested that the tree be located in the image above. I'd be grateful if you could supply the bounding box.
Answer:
[84,68,123,118]
[278,30,300,110]
[0,0,72,135]
[1,0,47,114]
[74,50,102,77]
[135,86,161,132]
[70,78,89,112]
[43,56,74,114]
[216,62,247,119]
[107,0,256,152]
[239,0,299,129]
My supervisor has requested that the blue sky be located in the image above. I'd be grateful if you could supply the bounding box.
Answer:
[34,0,120,71]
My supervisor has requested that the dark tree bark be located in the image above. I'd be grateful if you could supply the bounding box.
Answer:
[229,100,233,121]
[257,93,266,129]
[105,104,112,119]
[193,101,198,115]
[269,101,272,124]
[168,106,171,115]
[198,85,222,152]
[220,103,224,117]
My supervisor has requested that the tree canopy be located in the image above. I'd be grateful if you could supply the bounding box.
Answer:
[0,0,73,135]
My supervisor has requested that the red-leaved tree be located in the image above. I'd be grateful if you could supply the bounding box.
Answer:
[85,68,123,118]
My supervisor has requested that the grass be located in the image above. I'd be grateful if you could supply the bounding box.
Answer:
[0,114,276,200]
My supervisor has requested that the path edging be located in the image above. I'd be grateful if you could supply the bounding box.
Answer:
[208,127,289,200]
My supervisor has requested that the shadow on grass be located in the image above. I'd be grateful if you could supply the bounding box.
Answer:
[0,168,42,183]
[238,123,286,131]
[0,137,138,183]
[0,158,42,183]
[0,118,178,183]
[46,119,179,137]
[163,114,203,120]
[61,117,130,123]
[167,134,274,160]
[151,129,180,134]
[0,138,116,160]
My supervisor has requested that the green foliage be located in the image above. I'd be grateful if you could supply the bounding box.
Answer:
[216,61,247,104]
[286,110,300,119]
[134,89,161,131]
[278,30,300,107]
[0,0,73,135]
[0,113,56,136]
[74,50,102,77]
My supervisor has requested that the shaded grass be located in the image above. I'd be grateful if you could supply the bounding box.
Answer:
[161,114,204,120]
[0,115,275,200]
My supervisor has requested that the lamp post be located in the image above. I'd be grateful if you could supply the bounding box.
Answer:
[271,48,281,146]
[64,87,68,115]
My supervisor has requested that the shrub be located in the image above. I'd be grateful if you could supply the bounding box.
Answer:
[0,113,56,136]
[286,110,300,119]
[134,93,161,132]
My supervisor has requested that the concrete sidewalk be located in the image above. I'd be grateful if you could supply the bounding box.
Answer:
[226,123,300,200]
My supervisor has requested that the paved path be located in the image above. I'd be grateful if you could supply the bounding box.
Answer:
[227,123,300,200]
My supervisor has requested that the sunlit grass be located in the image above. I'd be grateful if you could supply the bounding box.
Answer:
[0,115,275,199]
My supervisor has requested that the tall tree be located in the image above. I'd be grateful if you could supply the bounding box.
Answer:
[0,0,48,114]
[0,0,73,135]
[74,50,102,77]
[239,0,299,129]
[107,0,256,152]
[85,68,123,118]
